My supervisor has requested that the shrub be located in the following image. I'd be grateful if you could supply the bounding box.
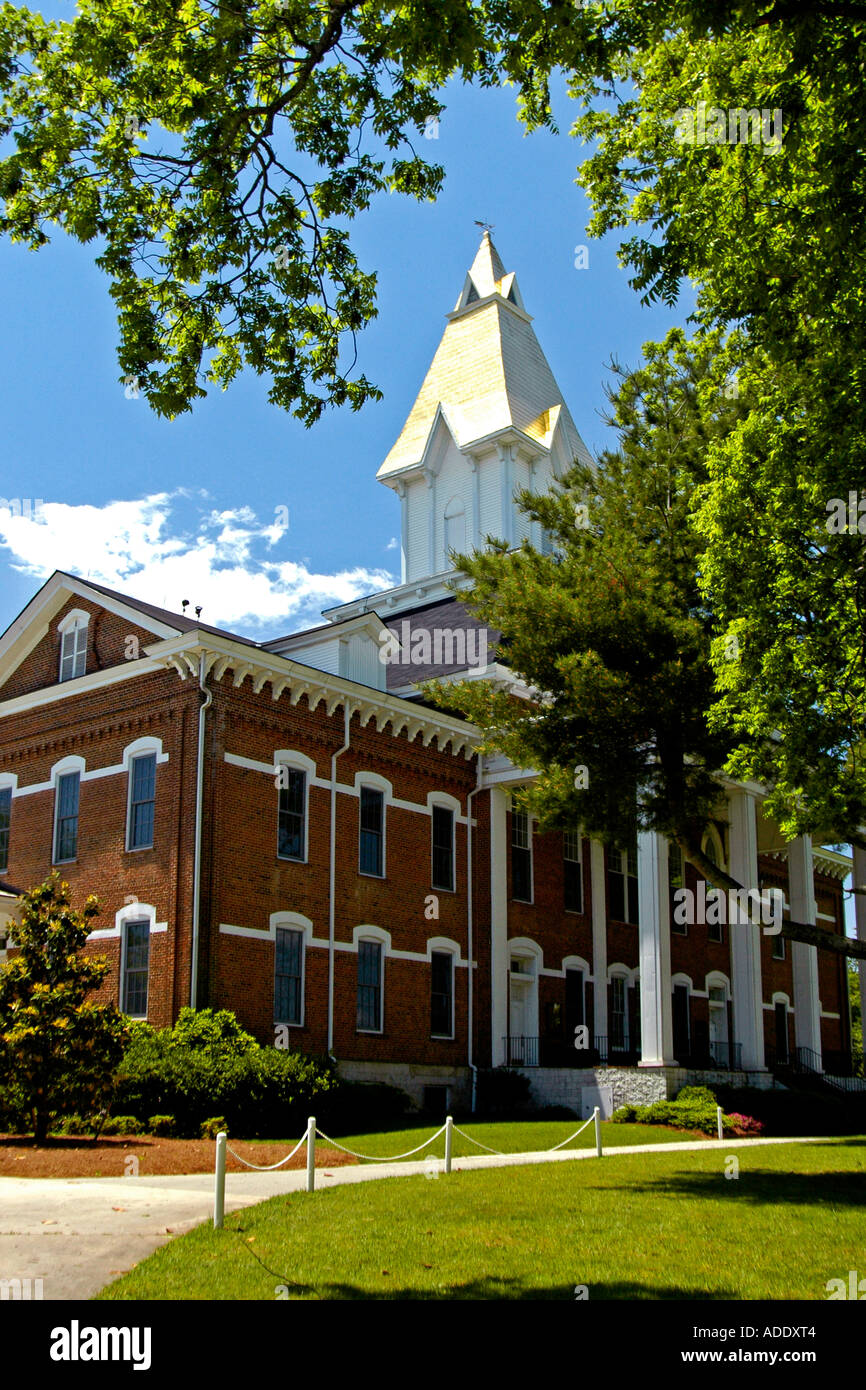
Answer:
[112,1011,339,1138]
[317,1082,411,1135]
[147,1115,176,1137]
[726,1112,764,1137]
[200,1117,227,1140]
[675,1084,718,1105]
[101,1115,144,1136]
[475,1067,531,1117]
[610,1104,639,1123]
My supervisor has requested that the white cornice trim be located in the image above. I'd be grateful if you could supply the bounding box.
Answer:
[153,632,479,760]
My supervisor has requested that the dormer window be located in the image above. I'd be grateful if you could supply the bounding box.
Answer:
[57,610,90,683]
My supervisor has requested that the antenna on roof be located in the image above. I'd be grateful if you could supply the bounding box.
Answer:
[181,599,190,613]
[195,605,203,620]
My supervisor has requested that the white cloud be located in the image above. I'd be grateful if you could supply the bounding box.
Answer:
[0,492,395,633]
[386,536,399,551]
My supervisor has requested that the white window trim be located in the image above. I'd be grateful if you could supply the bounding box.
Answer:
[357,776,388,879]
[563,826,583,914]
[0,774,15,875]
[275,750,314,864]
[609,971,630,1051]
[429,945,456,1040]
[273,914,308,1028]
[57,609,90,683]
[126,751,158,853]
[562,953,591,975]
[510,796,534,904]
[52,758,84,865]
[429,793,458,893]
[705,971,731,1001]
[119,912,152,1020]
[701,823,727,871]
[356,929,385,1034]
[88,899,168,940]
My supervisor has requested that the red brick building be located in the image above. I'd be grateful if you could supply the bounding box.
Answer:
[0,233,855,1111]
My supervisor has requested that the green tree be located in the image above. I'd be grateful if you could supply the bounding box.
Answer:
[564,5,866,850]
[0,874,129,1142]
[428,329,866,963]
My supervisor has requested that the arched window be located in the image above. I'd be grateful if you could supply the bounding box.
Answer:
[443,497,466,561]
[57,609,90,683]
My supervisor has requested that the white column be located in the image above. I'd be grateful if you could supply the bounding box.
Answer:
[490,786,509,1067]
[727,789,766,1070]
[637,831,675,1066]
[468,456,480,552]
[424,467,436,575]
[788,834,822,1068]
[498,443,514,546]
[589,839,608,1048]
[854,845,866,1061]
[396,481,409,585]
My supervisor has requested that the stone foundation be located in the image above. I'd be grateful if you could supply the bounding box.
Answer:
[336,1059,471,1111]
[511,1065,784,1116]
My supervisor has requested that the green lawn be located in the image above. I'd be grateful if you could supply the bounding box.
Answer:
[311,1117,705,1161]
[97,1136,866,1301]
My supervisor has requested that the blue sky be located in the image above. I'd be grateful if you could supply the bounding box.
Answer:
[0,61,691,639]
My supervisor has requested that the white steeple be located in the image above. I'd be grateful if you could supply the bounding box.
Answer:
[377,231,592,593]
[324,231,594,625]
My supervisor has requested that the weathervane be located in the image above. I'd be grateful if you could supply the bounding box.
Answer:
[474,219,495,234]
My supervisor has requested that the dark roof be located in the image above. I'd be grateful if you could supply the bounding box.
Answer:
[262,611,384,650]
[383,597,500,690]
[60,573,260,647]
[0,879,22,896]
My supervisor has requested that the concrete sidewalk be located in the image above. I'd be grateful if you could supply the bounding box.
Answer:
[0,1134,838,1300]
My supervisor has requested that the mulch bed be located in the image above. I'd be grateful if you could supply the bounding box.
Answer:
[0,1134,358,1179]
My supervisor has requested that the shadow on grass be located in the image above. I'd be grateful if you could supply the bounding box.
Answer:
[257,1276,730,1300]
[596,1165,866,1207]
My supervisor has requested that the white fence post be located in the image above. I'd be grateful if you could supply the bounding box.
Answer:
[594,1106,602,1158]
[716,1105,724,1141]
[213,1131,227,1229]
[444,1115,453,1174]
[306,1115,316,1193]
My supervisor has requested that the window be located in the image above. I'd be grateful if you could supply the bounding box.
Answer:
[610,976,628,1051]
[275,927,304,1025]
[59,620,88,682]
[565,967,585,1036]
[430,950,454,1037]
[563,829,583,912]
[669,842,686,934]
[359,787,384,876]
[127,753,156,850]
[772,933,786,961]
[511,801,532,902]
[278,767,306,861]
[609,845,639,924]
[121,919,150,1017]
[672,983,691,1056]
[357,939,383,1031]
[0,786,11,873]
[432,806,455,891]
[54,772,80,863]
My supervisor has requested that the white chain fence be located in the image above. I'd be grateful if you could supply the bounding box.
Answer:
[213,1108,602,1228]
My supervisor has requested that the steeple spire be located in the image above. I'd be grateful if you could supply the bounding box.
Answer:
[455,229,522,312]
